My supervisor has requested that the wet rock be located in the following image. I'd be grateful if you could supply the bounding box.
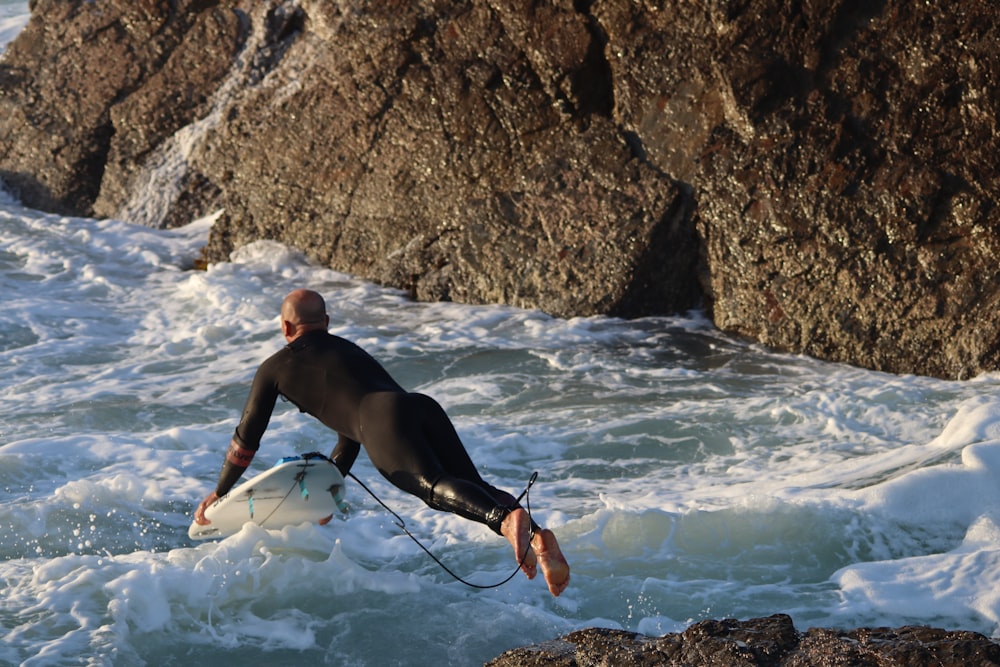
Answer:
[485,615,1000,667]
[1,0,997,379]
[0,0,243,218]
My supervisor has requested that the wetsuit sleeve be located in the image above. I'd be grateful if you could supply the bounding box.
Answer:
[233,358,281,451]
[214,438,256,496]
[214,358,281,497]
[330,434,361,477]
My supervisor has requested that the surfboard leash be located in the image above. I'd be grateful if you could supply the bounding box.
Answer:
[250,468,311,527]
[346,470,539,590]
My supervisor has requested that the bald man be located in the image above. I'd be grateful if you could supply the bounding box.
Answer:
[194,289,569,596]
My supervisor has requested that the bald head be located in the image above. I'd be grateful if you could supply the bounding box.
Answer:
[280,289,329,341]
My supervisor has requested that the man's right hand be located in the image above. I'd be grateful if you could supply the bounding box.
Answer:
[194,491,219,525]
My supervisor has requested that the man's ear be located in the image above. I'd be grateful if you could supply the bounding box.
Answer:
[282,319,295,339]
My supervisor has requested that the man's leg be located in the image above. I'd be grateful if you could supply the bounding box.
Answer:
[413,393,522,510]
[415,393,570,594]
[362,393,515,531]
[366,392,570,595]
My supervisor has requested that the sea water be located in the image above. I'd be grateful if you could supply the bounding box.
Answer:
[4,5,1000,666]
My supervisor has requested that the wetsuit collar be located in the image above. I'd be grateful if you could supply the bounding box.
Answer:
[286,328,328,351]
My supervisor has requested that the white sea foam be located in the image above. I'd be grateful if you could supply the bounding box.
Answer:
[0,1,28,57]
[4,194,1000,666]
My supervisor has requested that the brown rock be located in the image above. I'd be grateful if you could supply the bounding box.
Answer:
[485,615,1000,667]
[597,1,1000,378]
[1,0,998,379]
[92,3,244,228]
[191,1,698,318]
[0,0,243,217]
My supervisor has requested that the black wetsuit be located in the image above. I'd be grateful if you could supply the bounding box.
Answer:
[216,329,519,534]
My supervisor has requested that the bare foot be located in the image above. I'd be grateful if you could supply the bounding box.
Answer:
[501,508,537,579]
[532,529,570,597]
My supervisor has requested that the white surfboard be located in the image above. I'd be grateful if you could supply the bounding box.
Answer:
[188,453,347,540]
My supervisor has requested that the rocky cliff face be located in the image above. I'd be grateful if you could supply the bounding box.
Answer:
[0,0,997,379]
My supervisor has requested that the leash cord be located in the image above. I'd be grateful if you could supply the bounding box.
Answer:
[346,470,538,589]
[251,470,307,526]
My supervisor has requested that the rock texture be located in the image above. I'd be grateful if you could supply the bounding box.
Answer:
[0,0,244,221]
[1,0,998,379]
[486,615,1000,667]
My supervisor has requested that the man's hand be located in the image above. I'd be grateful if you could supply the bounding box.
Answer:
[194,491,220,525]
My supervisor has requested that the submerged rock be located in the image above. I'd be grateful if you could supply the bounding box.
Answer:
[1,0,997,380]
[486,615,1000,667]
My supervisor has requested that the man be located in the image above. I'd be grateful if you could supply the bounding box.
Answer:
[195,288,570,596]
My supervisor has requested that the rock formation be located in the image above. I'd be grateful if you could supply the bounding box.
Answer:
[486,615,1000,667]
[0,0,997,379]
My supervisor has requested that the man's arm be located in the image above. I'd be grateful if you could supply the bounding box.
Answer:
[194,361,279,524]
[214,438,257,497]
[193,438,259,525]
[330,433,361,477]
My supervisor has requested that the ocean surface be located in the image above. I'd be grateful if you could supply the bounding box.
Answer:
[4,4,1000,665]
